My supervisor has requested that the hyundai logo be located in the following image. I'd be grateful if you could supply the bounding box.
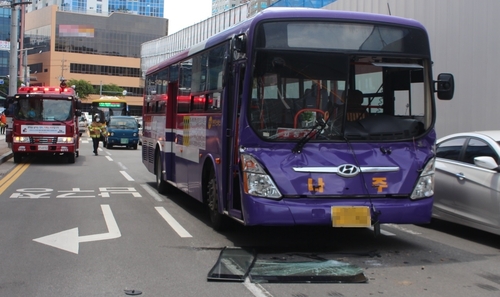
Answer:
[337,164,360,177]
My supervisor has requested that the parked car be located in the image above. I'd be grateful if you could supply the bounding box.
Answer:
[434,130,500,235]
[78,116,88,136]
[104,116,140,149]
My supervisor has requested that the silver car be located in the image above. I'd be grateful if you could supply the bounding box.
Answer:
[434,130,500,235]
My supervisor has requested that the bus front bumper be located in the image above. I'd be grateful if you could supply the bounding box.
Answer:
[241,196,433,226]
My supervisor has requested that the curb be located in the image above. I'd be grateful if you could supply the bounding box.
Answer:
[0,151,12,164]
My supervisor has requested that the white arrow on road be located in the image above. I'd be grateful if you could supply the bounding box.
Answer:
[33,204,121,254]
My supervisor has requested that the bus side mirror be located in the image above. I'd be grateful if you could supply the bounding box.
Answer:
[435,73,454,100]
[75,110,82,116]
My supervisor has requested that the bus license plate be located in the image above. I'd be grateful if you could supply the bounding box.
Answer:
[120,138,129,144]
[331,206,371,227]
[38,145,48,151]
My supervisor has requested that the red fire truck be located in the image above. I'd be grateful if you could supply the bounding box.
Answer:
[5,84,82,163]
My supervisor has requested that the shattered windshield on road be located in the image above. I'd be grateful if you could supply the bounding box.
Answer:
[208,247,368,283]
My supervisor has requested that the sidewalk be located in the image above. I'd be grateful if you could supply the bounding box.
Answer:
[0,134,12,164]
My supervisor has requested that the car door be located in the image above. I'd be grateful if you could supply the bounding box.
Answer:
[435,136,500,230]
[434,137,467,217]
[457,137,500,229]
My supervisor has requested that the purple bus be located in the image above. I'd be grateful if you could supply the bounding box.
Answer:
[142,8,454,234]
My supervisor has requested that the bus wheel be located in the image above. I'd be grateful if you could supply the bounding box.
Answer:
[207,169,224,231]
[13,153,22,163]
[155,152,168,194]
[67,153,76,164]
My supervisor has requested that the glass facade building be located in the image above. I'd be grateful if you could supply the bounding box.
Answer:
[0,8,14,81]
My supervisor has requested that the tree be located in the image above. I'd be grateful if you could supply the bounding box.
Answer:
[67,79,95,100]
[0,77,25,96]
[100,83,125,96]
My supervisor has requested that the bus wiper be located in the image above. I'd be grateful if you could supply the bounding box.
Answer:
[292,118,327,154]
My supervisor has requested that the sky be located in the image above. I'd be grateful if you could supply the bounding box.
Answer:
[163,0,213,34]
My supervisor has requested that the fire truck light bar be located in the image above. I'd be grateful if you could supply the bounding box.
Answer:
[17,86,76,95]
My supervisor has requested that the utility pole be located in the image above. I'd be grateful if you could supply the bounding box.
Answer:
[8,1,18,95]
[60,55,67,81]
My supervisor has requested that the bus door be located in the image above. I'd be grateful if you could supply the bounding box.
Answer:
[224,61,245,219]
[164,82,177,183]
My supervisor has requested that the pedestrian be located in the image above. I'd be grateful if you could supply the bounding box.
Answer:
[88,114,105,155]
[0,112,6,134]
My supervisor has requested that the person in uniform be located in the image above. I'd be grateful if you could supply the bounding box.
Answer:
[88,114,105,155]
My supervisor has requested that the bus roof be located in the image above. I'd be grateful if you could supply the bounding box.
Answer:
[146,7,426,76]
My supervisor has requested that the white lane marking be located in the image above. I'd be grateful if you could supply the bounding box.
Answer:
[368,226,396,236]
[218,252,274,297]
[117,162,127,170]
[33,205,121,254]
[155,206,192,238]
[244,279,274,297]
[120,171,134,181]
[141,184,164,202]
[105,156,113,161]
[384,223,422,235]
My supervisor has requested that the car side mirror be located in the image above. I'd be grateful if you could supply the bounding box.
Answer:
[474,156,500,171]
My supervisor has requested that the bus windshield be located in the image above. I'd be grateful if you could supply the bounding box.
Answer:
[250,21,430,142]
[91,96,128,122]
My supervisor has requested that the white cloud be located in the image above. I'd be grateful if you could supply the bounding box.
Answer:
[163,0,213,34]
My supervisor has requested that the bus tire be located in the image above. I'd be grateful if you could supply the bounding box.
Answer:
[13,153,22,163]
[133,144,138,150]
[155,152,168,194]
[207,169,224,231]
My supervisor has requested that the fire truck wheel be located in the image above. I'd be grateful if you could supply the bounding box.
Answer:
[13,153,22,164]
[67,153,76,164]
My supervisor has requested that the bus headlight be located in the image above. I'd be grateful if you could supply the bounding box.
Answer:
[411,158,435,200]
[57,137,74,143]
[13,136,30,143]
[241,154,282,199]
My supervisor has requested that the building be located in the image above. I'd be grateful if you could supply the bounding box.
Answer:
[23,5,167,114]
[143,0,497,139]
[0,7,17,97]
[27,0,163,17]
[324,0,496,139]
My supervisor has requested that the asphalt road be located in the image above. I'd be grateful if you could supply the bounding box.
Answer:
[0,138,499,297]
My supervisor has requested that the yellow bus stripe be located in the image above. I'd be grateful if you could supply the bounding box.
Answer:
[0,163,30,195]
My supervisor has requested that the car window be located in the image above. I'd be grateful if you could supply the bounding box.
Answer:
[463,138,499,164]
[109,119,137,129]
[436,137,466,161]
